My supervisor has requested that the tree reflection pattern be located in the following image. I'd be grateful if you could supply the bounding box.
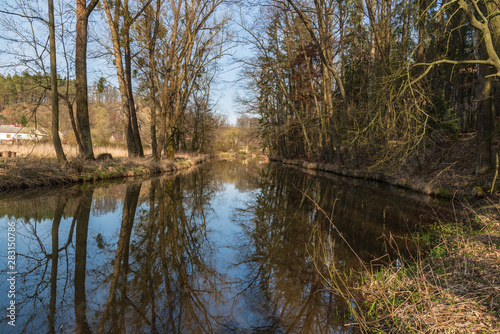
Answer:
[1,161,440,333]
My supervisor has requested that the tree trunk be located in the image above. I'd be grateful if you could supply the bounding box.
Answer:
[48,0,66,165]
[476,53,493,174]
[74,190,94,334]
[49,195,66,334]
[165,127,175,159]
[102,0,145,158]
[98,183,141,333]
[124,34,144,157]
[75,0,97,160]
[417,0,427,62]
[155,109,167,161]
[149,55,158,156]
[62,97,85,155]
[146,2,161,157]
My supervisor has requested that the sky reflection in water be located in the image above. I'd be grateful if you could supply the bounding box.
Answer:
[0,159,446,333]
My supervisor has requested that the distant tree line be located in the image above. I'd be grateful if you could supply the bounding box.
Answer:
[0,73,122,111]
[0,72,66,110]
[241,0,500,174]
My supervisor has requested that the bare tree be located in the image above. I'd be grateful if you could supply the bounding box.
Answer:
[101,0,151,157]
[154,0,230,160]
[0,0,76,161]
[75,0,99,159]
[410,0,500,173]
[48,0,67,164]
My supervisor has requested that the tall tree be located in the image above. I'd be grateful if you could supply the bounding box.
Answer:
[458,0,500,173]
[412,0,500,173]
[75,0,99,159]
[48,0,67,164]
[135,0,163,156]
[101,0,148,157]
[155,0,229,160]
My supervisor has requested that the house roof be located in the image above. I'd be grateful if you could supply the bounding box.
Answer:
[0,125,45,135]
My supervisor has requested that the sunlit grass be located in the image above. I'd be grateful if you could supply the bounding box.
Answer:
[308,196,500,333]
[0,142,208,190]
[0,143,152,159]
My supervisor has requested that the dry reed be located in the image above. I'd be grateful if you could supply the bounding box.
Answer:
[309,196,500,333]
[0,143,152,159]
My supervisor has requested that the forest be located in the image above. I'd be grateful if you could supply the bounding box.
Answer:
[239,0,500,176]
[0,0,499,174]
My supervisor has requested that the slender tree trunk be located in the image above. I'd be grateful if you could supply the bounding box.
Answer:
[48,0,66,165]
[149,54,158,156]
[165,126,175,158]
[155,108,167,161]
[74,190,94,334]
[49,195,66,334]
[156,0,182,161]
[417,0,427,61]
[98,183,141,334]
[104,0,137,157]
[62,97,85,154]
[145,2,160,157]
[147,180,158,333]
[102,0,145,158]
[124,34,144,156]
[75,0,97,160]
[476,46,493,174]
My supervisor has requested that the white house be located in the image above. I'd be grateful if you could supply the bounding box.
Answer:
[0,125,47,143]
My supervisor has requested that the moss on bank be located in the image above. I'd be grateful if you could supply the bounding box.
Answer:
[0,155,208,191]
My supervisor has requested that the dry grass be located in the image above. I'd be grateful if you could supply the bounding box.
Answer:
[305,189,500,333]
[0,150,208,191]
[0,143,153,159]
[351,201,500,333]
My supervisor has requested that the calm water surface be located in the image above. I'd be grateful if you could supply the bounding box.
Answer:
[0,160,448,333]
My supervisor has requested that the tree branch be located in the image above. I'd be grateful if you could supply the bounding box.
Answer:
[0,9,48,24]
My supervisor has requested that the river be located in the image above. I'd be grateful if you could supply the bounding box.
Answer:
[0,159,448,333]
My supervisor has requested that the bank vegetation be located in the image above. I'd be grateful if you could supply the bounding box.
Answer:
[0,144,210,191]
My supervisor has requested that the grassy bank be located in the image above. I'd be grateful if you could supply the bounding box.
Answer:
[331,200,500,333]
[0,149,208,191]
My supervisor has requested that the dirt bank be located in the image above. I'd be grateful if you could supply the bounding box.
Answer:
[271,156,494,199]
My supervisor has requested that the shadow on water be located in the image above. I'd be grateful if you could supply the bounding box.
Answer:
[0,159,449,333]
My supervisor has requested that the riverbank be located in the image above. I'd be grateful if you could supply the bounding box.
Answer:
[271,156,493,199]
[0,154,208,191]
[349,201,500,333]
[282,151,500,332]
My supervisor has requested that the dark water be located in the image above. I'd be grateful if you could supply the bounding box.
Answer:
[0,160,447,333]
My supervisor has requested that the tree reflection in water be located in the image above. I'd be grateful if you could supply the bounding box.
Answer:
[233,163,443,333]
[234,165,354,333]
[0,160,443,333]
